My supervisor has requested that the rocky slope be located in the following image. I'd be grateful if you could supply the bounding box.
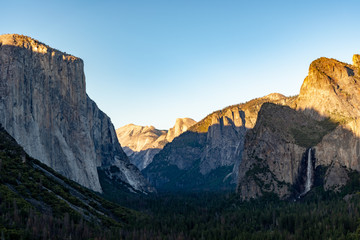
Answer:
[237,103,337,199]
[116,118,196,170]
[0,34,152,193]
[0,124,144,239]
[237,55,360,200]
[143,93,295,191]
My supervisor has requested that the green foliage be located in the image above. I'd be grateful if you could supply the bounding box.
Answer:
[113,189,360,240]
[291,117,338,148]
[143,159,235,192]
[103,162,360,240]
[2,120,360,239]
[0,125,145,239]
[339,170,360,197]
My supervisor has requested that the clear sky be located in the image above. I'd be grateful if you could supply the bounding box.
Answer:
[2,0,360,129]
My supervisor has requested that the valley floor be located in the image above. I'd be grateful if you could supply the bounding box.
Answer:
[114,183,360,240]
[2,125,360,240]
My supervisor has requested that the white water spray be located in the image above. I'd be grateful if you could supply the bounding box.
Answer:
[303,148,313,195]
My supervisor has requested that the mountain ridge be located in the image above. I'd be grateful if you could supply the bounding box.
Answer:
[237,54,360,200]
[116,118,196,170]
[143,92,295,191]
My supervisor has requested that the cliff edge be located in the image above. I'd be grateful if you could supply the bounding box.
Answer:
[0,34,153,193]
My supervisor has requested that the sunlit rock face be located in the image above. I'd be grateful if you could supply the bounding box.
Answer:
[143,93,293,191]
[237,55,360,200]
[0,34,153,193]
[116,118,196,170]
[297,56,360,172]
[296,57,360,120]
[353,54,360,68]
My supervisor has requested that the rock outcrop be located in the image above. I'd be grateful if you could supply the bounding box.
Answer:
[0,34,152,193]
[296,57,360,120]
[116,118,196,170]
[143,93,294,191]
[237,55,360,200]
[237,103,337,199]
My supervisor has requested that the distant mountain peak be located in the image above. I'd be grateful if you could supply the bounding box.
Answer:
[263,93,286,101]
[167,118,197,142]
[353,54,360,68]
[116,118,196,170]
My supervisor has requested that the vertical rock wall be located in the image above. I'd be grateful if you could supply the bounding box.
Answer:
[0,34,151,193]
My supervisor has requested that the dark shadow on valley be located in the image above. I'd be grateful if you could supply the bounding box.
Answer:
[5,43,360,202]
[142,122,245,193]
[141,99,360,201]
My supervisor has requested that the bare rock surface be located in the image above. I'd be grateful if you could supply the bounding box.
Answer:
[237,103,335,200]
[143,93,292,191]
[116,118,196,170]
[0,34,152,193]
[237,54,360,199]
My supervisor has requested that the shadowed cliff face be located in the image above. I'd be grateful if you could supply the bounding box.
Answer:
[236,103,338,200]
[116,118,196,170]
[237,55,360,200]
[143,93,296,191]
[0,34,153,193]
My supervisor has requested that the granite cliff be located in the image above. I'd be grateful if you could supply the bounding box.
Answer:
[237,55,360,200]
[0,34,152,193]
[143,93,295,191]
[116,118,196,170]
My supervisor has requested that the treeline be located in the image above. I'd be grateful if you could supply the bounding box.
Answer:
[2,119,360,239]
[3,188,360,239]
[117,191,360,240]
[0,126,141,240]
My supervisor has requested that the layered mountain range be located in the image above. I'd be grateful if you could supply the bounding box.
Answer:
[237,55,360,200]
[116,118,196,170]
[2,33,359,200]
[133,54,360,196]
[0,34,153,193]
[142,93,296,191]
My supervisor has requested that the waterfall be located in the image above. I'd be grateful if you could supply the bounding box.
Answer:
[302,148,313,195]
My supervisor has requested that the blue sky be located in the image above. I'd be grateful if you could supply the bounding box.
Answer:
[2,1,360,129]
